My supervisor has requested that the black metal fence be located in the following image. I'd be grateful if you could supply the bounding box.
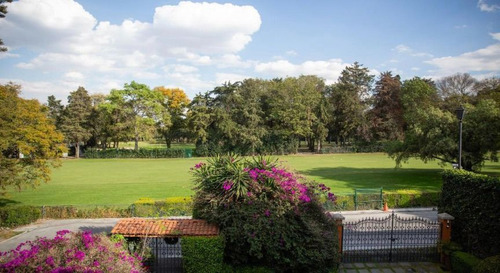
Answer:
[342,211,440,263]
[146,237,183,273]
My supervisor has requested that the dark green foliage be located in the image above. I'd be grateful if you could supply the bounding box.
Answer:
[84,148,185,158]
[0,206,41,227]
[440,170,500,258]
[182,236,225,273]
[324,191,439,211]
[473,254,500,273]
[451,251,481,273]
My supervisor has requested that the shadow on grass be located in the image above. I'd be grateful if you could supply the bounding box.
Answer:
[299,167,443,192]
[0,198,20,207]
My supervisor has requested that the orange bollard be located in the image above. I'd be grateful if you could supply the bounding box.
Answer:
[383,202,389,212]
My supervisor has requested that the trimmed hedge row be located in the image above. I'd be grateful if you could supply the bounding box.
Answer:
[451,251,481,273]
[0,206,41,227]
[181,236,225,273]
[324,191,439,211]
[440,170,500,258]
[84,148,186,158]
[131,197,192,217]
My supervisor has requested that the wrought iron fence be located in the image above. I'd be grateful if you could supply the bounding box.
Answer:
[146,237,183,273]
[342,211,440,263]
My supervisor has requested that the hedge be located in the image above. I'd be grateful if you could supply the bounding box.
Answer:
[0,206,41,227]
[473,254,500,273]
[440,170,500,258]
[84,148,186,158]
[130,197,193,217]
[324,190,439,211]
[451,251,481,273]
[181,236,225,273]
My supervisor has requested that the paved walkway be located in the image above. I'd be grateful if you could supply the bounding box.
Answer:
[339,262,444,273]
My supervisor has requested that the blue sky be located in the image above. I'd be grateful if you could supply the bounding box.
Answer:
[1,0,499,103]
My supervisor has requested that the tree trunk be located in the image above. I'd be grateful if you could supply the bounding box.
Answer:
[317,139,321,153]
[75,142,80,158]
[134,135,139,151]
[166,138,171,149]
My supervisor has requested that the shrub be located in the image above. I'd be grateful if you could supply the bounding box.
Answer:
[0,206,41,227]
[84,148,185,158]
[473,254,500,273]
[41,205,131,219]
[182,236,224,273]
[192,155,340,273]
[0,230,145,272]
[451,251,481,273]
[440,170,500,258]
[130,197,193,217]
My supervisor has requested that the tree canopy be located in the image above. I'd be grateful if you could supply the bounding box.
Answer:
[0,83,65,193]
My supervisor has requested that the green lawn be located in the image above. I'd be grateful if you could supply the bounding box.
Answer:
[2,153,499,207]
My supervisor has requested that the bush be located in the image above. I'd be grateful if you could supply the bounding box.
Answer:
[130,197,193,217]
[182,236,225,273]
[0,230,145,272]
[0,206,41,227]
[84,148,185,158]
[440,170,500,258]
[41,205,132,219]
[473,254,500,273]
[451,251,481,273]
[191,155,340,273]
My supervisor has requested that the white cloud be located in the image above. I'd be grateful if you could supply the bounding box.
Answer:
[64,71,84,80]
[0,0,262,99]
[286,50,298,56]
[393,44,433,58]
[426,33,500,77]
[455,24,468,29]
[255,59,350,84]
[477,0,500,12]
[411,67,420,71]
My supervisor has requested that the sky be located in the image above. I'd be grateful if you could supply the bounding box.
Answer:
[1,0,499,103]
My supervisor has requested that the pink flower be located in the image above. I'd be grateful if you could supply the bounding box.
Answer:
[194,162,205,169]
[223,180,233,191]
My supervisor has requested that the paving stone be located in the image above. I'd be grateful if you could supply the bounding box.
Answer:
[381,269,394,273]
[393,268,406,273]
[359,270,370,273]
[345,269,358,273]
[398,262,412,267]
[365,263,377,268]
[343,263,355,268]
[369,269,383,273]
[354,263,366,268]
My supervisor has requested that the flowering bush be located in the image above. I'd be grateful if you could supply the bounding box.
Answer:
[0,230,145,273]
[192,155,340,273]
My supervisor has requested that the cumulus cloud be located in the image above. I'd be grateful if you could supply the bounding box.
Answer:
[477,0,500,12]
[426,33,500,77]
[215,73,249,85]
[0,0,262,99]
[393,44,433,58]
[255,59,350,84]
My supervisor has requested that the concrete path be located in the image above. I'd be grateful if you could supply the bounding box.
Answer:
[0,218,120,252]
[339,262,444,273]
[333,207,438,222]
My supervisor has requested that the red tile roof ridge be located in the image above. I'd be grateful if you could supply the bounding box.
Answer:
[111,218,219,238]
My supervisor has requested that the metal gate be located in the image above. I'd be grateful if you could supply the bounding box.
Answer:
[342,211,440,263]
[147,237,183,273]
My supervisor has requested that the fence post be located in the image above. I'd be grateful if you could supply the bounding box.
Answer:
[438,213,454,269]
[332,213,345,258]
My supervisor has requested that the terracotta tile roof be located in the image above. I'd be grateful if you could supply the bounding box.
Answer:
[111,218,219,238]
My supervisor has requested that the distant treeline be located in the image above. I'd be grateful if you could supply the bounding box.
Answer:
[45,62,499,170]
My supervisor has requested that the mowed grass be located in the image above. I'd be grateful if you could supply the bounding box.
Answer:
[3,153,499,206]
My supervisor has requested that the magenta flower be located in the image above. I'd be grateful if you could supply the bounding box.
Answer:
[264,209,271,217]
[194,162,205,169]
[74,250,85,261]
[223,180,233,191]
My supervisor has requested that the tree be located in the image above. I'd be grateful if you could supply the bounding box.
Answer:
[46,95,64,130]
[0,0,12,52]
[154,87,190,148]
[388,77,500,171]
[369,71,404,141]
[108,81,165,151]
[186,93,211,146]
[437,73,478,112]
[326,62,374,144]
[60,87,93,158]
[0,83,65,193]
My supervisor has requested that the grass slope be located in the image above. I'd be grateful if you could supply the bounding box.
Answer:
[3,153,498,206]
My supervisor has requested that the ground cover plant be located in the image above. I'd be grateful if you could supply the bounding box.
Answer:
[0,230,145,272]
[191,155,340,272]
[2,153,498,206]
